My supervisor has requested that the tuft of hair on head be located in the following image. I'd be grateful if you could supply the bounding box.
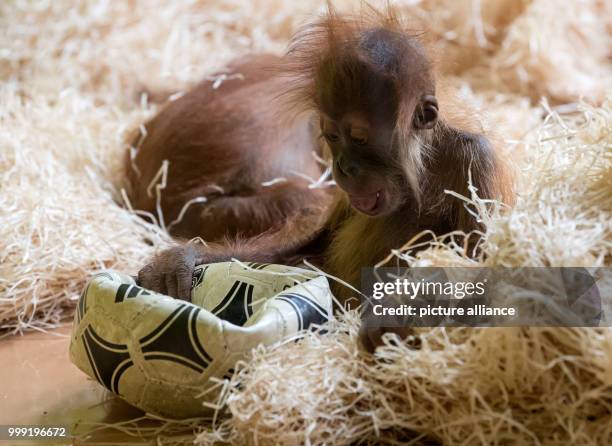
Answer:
[281,2,437,205]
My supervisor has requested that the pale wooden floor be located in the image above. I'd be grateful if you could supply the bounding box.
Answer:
[0,327,154,444]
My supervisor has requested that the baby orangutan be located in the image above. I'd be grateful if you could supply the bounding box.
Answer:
[126,8,512,351]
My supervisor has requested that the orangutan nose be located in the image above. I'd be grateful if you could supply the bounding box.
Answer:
[336,153,360,177]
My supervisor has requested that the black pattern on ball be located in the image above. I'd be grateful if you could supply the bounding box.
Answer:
[276,292,329,330]
[211,281,254,326]
[81,326,132,395]
[140,304,212,372]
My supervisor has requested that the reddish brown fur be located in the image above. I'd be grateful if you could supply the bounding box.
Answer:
[128,7,514,350]
[127,54,331,241]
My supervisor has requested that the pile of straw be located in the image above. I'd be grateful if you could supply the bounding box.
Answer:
[1,0,610,444]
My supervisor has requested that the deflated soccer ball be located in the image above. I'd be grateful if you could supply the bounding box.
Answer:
[69,262,333,419]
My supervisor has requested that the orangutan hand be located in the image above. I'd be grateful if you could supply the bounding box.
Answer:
[359,324,413,353]
[137,244,201,300]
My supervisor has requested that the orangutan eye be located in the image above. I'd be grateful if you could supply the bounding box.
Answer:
[324,132,339,142]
